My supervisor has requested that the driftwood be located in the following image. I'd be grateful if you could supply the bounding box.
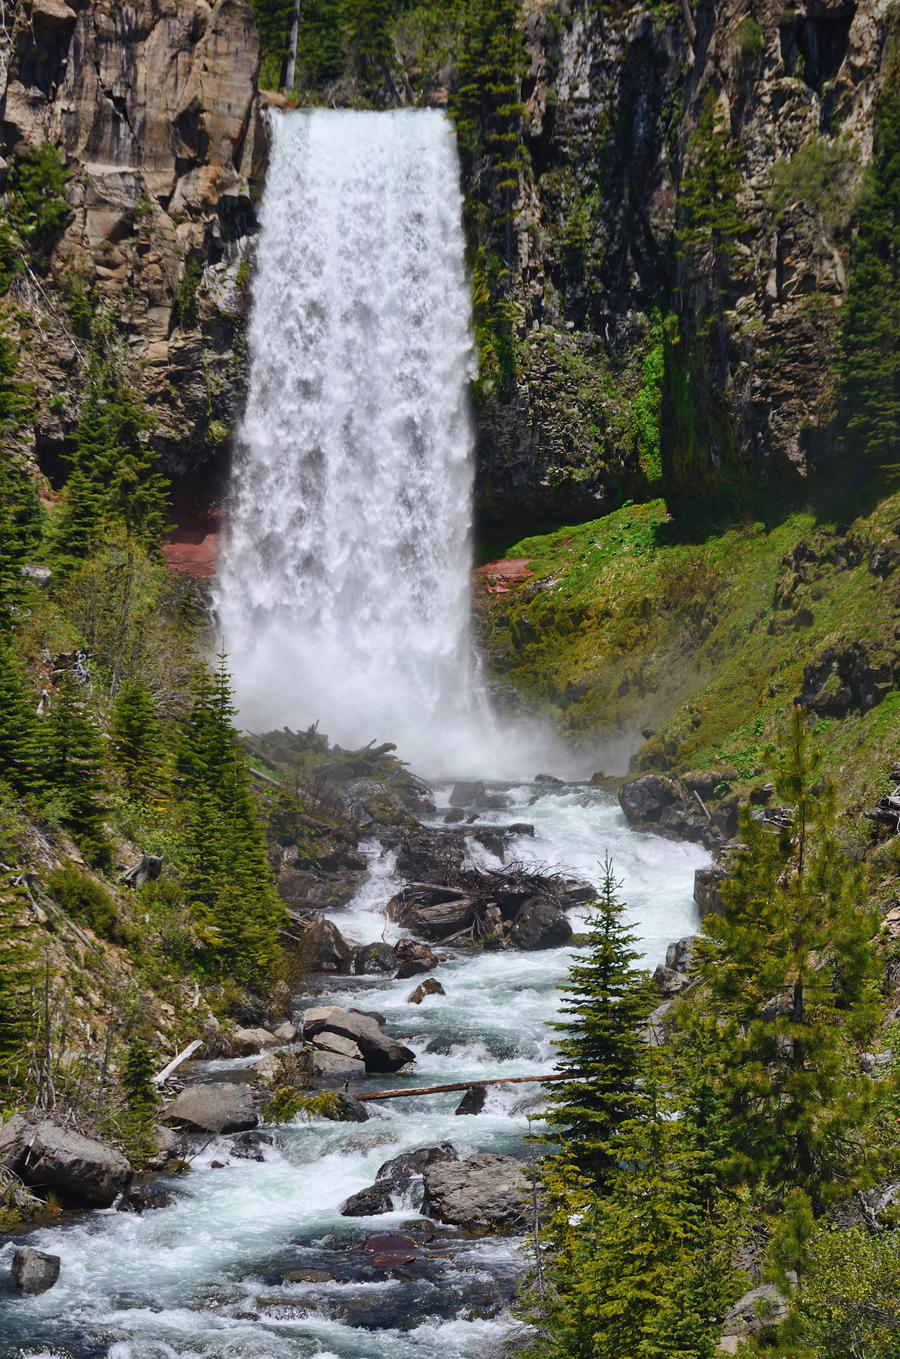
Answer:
[152,1039,203,1086]
[356,1073,569,1102]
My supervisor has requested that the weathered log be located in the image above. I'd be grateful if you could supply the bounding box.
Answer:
[356,1073,568,1102]
[152,1039,203,1085]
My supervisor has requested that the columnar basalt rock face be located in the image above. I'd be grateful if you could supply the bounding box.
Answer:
[1,0,266,480]
[475,0,895,534]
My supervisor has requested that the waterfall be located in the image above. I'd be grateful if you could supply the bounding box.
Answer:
[217,109,489,773]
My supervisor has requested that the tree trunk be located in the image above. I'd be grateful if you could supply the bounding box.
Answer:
[284,0,301,95]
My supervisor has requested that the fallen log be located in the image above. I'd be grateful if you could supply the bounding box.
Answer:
[356,1073,568,1102]
[153,1039,203,1086]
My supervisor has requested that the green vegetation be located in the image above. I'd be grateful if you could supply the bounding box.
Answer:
[264,1087,341,1122]
[480,483,900,809]
[769,132,856,233]
[839,16,900,471]
[735,13,765,56]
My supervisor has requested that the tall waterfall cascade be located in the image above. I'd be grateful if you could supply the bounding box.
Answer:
[218,109,498,773]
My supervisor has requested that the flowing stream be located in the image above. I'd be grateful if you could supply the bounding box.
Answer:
[0,110,710,1358]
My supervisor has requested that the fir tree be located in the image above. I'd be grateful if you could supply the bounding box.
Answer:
[695,708,882,1203]
[39,675,111,866]
[0,646,37,793]
[10,142,69,271]
[111,681,163,799]
[178,659,283,987]
[341,0,393,77]
[54,352,166,570]
[839,18,900,471]
[0,874,38,1096]
[0,314,39,630]
[545,856,655,1182]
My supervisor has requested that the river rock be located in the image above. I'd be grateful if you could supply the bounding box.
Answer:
[509,897,573,949]
[272,1022,299,1042]
[312,1031,365,1060]
[618,775,679,824]
[12,1247,60,1295]
[341,1143,458,1217]
[231,1025,279,1054]
[394,938,439,978]
[408,978,445,1004]
[310,1048,366,1086]
[302,1006,415,1074]
[455,1084,487,1115]
[292,917,353,972]
[352,942,396,974]
[341,1182,394,1216]
[163,1082,258,1134]
[422,1152,528,1232]
[115,1183,177,1213]
[0,1115,132,1208]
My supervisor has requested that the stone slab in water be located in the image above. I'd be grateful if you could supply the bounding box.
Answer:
[163,1081,259,1134]
[422,1152,528,1233]
[12,1247,60,1294]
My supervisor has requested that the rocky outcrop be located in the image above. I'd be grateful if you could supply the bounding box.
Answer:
[0,1115,132,1208]
[2,0,266,488]
[163,1080,259,1134]
[341,1142,458,1217]
[421,1152,528,1233]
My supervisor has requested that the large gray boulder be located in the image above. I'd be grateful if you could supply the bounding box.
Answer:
[310,1047,366,1086]
[509,897,573,950]
[163,1082,259,1134]
[619,775,680,825]
[12,1247,60,1294]
[294,918,353,972]
[0,1115,131,1208]
[422,1152,528,1233]
[302,1005,415,1074]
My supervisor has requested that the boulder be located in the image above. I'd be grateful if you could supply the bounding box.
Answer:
[115,1183,176,1213]
[312,1031,364,1060]
[272,1022,299,1042]
[341,1143,458,1217]
[302,1006,415,1074]
[12,1247,60,1294]
[310,1048,367,1086]
[408,978,445,1004]
[231,1025,279,1054]
[163,1082,258,1134]
[352,942,396,975]
[455,1084,487,1115]
[0,1115,131,1208]
[618,775,679,825]
[666,935,698,974]
[292,917,353,972]
[719,1283,789,1348]
[509,897,573,950]
[422,1152,528,1232]
[653,964,691,997]
[694,863,729,916]
[393,938,439,977]
[333,1092,369,1123]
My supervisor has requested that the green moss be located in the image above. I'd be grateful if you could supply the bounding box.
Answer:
[263,1087,342,1123]
[481,483,900,808]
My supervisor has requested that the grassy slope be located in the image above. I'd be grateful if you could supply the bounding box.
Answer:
[480,483,900,810]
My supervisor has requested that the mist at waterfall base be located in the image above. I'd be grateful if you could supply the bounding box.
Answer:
[216,109,572,780]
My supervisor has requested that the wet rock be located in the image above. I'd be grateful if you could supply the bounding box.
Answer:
[333,1092,369,1123]
[290,917,353,973]
[449,781,506,810]
[423,1152,528,1233]
[116,1182,177,1213]
[443,807,466,824]
[455,1084,487,1115]
[408,978,445,1004]
[0,1115,132,1208]
[163,1082,258,1135]
[341,1182,395,1216]
[283,1268,339,1283]
[362,1232,417,1268]
[394,938,439,978]
[509,896,573,950]
[302,1007,416,1074]
[12,1247,60,1295]
[376,1144,458,1182]
[231,1130,276,1161]
[619,775,680,824]
[535,773,564,785]
[352,942,396,975]
[231,1025,280,1054]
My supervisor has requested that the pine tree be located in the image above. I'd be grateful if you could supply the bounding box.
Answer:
[838,18,900,471]
[0,314,39,630]
[111,681,163,799]
[544,856,655,1182]
[341,0,393,77]
[0,874,39,1097]
[695,708,883,1203]
[39,675,112,866]
[178,659,283,987]
[0,646,37,793]
[54,354,166,570]
[10,142,69,271]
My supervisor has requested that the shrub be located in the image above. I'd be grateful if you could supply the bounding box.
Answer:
[736,14,765,56]
[769,133,856,234]
[47,865,121,941]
